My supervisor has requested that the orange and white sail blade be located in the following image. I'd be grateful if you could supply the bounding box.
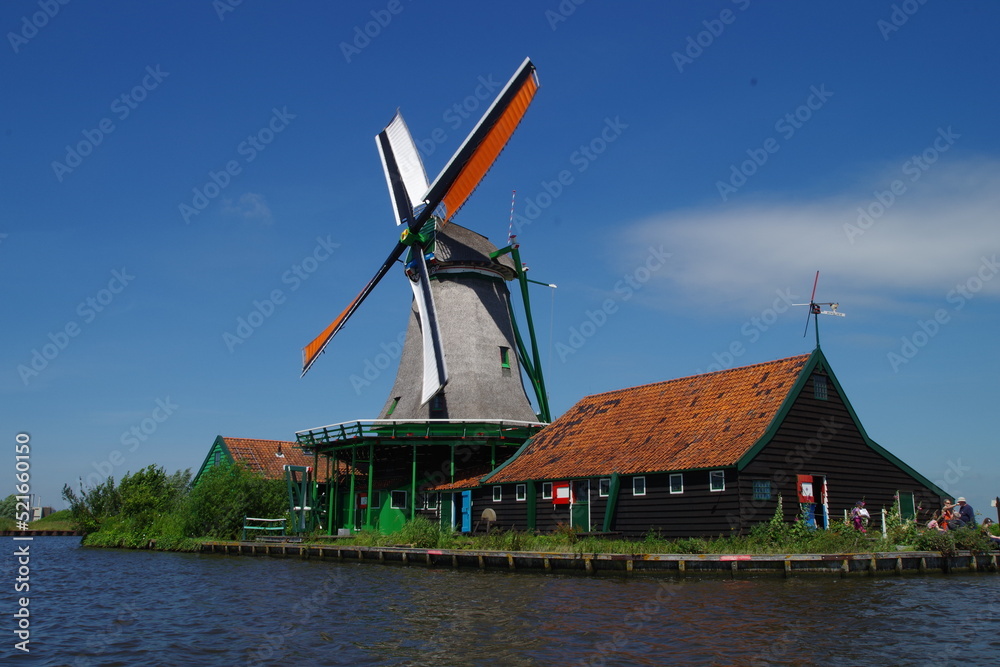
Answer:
[301,241,407,375]
[423,57,540,228]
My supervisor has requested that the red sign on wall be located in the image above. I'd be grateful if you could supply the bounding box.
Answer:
[797,475,815,503]
[553,481,571,505]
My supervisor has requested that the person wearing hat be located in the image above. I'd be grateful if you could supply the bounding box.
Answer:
[955,497,975,526]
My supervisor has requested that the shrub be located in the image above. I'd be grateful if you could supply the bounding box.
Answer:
[395,516,442,548]
[180,461,286,540]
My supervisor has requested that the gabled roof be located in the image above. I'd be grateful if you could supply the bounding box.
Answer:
[196,436,344,483]
[221,437,315,479]
[485,353,812,483]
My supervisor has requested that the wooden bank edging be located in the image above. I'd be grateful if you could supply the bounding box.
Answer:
[199,541,1000,576]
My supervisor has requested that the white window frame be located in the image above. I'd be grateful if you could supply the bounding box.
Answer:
[669,473,684,494]
[390,490,407,509]
[541,482,552,500]
[598,478,610,497]
[632,476,646,496]
[493,485,502,502]
[709,470,725,492]
[515,484,526,501]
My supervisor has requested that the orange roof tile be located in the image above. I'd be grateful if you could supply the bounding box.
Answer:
[429,467,494,491]
[221,437,344,481]
[487,354,811,483]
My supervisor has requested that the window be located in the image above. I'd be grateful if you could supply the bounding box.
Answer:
[426,493,438,510]
[390,490,407,509]
[814,375,828,400]
[669,473,684,494]
[430,393,446,419]
[213,451,221,466]
[516,484,526,501]
[752,479,772,501]
[386,396,400,416]
[500,347,511,369]
[541,482,552,500]
[632,476,646,496]
[710,470,725,492]
[493,486,502,502]
[599,478,610,497]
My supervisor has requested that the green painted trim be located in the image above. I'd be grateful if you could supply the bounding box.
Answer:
[602,472,620,532]
[735,350,822,470]
[193,435,232,486]
[480,437,536,483]
[736,348,949,498]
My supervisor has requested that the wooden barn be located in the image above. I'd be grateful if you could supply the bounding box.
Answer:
[472,348,946,537]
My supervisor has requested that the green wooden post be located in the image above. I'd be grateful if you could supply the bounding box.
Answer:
[347,445,357,532]
[365,443,375,530]
[527,480,537,530]
[328,467,336,536]
[410,444,417,523]
[602,472,620,532]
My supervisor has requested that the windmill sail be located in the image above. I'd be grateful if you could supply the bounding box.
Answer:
[425,57,539,227]
[407,247,448,404]
[376,111,429,225]
[301,58,540,377]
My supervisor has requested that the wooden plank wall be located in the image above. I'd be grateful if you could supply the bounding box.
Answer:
[738,371,944,531]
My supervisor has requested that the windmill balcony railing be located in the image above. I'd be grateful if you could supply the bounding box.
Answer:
[295,418,546,448]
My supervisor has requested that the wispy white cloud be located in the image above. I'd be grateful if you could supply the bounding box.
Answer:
[221,192,273,225]
[619,157,1000,315]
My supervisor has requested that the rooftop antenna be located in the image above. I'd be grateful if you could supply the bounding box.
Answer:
[793,271,845,348]
[507,189,516,245]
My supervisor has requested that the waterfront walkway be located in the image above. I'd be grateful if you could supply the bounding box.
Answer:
[201,541,1000,576]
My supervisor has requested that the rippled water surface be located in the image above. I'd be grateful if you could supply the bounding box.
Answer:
[3,537,1000,665]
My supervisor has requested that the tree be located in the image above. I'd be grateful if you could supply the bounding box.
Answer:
[0,494,17,520]
[180,460,286,539]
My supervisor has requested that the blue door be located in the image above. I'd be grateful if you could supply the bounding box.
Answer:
[460,490,472,532]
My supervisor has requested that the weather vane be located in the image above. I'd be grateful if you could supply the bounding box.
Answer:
[793,271,845,347]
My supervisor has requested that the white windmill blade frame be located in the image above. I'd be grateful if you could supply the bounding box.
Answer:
[376,111,430,225]
[407,249,448,405]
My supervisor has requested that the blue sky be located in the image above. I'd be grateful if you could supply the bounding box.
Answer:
[3,1,998,518]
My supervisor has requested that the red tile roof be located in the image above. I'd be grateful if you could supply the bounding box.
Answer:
[486,354,811,483]
[221,437,344,481]
[429,467,494,491]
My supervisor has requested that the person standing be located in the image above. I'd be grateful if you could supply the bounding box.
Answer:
[851,501,869,533]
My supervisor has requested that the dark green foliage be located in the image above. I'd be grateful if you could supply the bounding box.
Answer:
[62,476,122,535]
[61,462,284,548]
[180,460,286,540]
[0,494,17,520]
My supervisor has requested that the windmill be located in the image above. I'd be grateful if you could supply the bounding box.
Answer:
[301,58,548,422]
[793,271,845,347]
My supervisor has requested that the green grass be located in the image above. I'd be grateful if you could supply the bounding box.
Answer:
[299,516,998,555]
[29,509,78,531]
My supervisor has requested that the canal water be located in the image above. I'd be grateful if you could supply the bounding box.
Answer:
[3,537,1000,666]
